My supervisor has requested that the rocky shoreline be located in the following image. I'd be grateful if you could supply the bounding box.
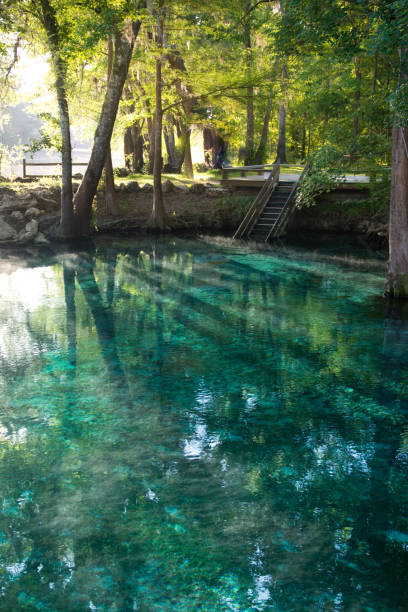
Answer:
[0,178,388,247]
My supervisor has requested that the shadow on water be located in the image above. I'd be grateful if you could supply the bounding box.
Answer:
[0,236,408,610]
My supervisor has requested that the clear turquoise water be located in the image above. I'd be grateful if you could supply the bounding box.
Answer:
[0,236,407,611]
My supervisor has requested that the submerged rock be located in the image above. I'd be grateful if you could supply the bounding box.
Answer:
[0,218,17,241]
[19,218,40,242]
[34,232,48,244]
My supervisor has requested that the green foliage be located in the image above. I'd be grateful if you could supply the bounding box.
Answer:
[389,83,408,127]
[296,145,346,208]
[25,113,62,154]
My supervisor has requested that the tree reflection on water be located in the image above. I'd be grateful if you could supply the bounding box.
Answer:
[0,237,407,611]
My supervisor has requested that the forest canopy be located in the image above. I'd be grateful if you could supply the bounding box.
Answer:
[0,0,407,295]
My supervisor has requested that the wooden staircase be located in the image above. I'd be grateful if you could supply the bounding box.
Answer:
[250,181,296,241]
[233,163,308,243]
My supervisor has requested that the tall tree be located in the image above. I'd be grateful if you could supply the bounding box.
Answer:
[148,0,167,229]
[387,45,408,297]
[104,35,120,217]
[37,0,74,236]
[73,19,140,234]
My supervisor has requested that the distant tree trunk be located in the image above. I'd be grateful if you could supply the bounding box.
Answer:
[38,0,74,237]
[104,144,119,215]
[254,88,273,165]
[275,2,288,164]
[163,118,177,169]
[276,102,287,163]
[146,117,155,173]
[301,125,306,160]
[132,124,145,171]
[124,122,144,172]
[371,51,378,95]
[244,2,254,165]
[166,49,195,177]
[73,21,139,235]
[134,78,154,172]
[351,56,361,162]
[203,127,225,168]
[386,47,408,299]
[149,4,166,230]
[104,36,119,216]
[182,126,194,178]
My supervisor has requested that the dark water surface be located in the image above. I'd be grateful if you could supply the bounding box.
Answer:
[0,237,407,611]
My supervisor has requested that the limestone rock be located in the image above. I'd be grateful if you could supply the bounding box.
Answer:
[13,176,38,183]
[189,182,205,194]
[25,219,39,235]
[0,218,17,241]
[162,179,174,193]
[206,187,228,198]
[114,167,129,178]
[0,187,15,198]
[34,232,48,244]
[11,211,24,221]
[0,197,16,210]
[25,207,42,217]
[174,183,189,192]
[123,181,140,193]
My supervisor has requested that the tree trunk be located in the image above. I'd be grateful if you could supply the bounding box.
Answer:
[150,7,166,230]
[254,88,273,165]
[124,123,144,172]
[203,127,224,168]
[166,42,196,174]
[38,0,74,237]
[104,144,119,215]
[163,118,177,170]
[183,127,194,178]
[386,47,408,299]
[244,2,254,165]
[275,2,288,165]
[104,36,119,216]
[386,125,408,297]
[146,116,155,174]
[301,125,306,161]
[371,51,378,95]
[132,124,144,172]
[74,20,139,235]
[351,56,361,162]
[276,102,287,163]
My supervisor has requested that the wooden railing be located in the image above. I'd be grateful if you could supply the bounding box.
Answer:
[222,163,304,181]
[266,164,310,241]
[22,159,88,178]
[233,161,281,240]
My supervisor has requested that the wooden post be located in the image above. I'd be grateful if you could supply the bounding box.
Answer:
[222,169,228,180]
[23,159,26,178]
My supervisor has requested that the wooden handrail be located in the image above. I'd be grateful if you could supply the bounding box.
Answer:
[22,158,88,178]
[222,162,291,181]
[233,162,280,240]
[266,164,310,241]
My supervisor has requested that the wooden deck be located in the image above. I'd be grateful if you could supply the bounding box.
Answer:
[221,164,389,190]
